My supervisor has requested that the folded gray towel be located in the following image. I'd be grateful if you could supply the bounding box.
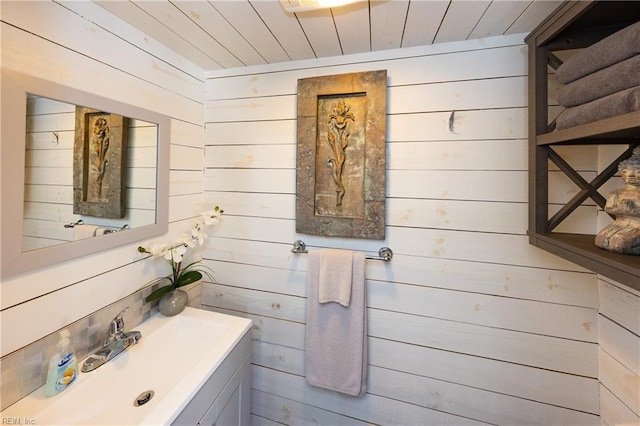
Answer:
[556,86,640,129]
[556,21,640,84]
[557,55,640,107]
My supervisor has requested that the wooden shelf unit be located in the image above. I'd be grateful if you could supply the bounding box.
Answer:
[525,1,640,291]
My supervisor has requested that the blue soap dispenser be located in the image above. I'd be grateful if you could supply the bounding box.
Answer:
[44,329,78,397]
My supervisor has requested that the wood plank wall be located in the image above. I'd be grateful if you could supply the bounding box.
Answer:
[203,35,607,425]
[2,3,638,424]
[0,1,206,356]
[598,278,640,426]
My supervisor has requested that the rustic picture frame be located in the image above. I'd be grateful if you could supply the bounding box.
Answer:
[73,106,128,218]
[295,70,387,240]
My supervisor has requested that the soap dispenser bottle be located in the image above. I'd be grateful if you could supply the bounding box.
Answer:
[44,329,78,397]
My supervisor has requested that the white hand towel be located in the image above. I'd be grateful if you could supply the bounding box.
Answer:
[305,250,367,397]
[318,248,353,307]
[73,224,100,240]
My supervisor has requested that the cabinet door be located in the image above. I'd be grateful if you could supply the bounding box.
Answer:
[173,333,251,426]
[206,384,241,426]
[199,355,250,426]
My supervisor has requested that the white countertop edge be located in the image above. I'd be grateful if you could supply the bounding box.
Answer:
[1,307,252,426]
[141,307,252,425]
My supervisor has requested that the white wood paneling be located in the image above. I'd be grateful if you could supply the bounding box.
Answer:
[296,8,342,58]
[206,144,294,169]
[389,169,527,201]
[205,168,294,193]
[212,193,530,234]
[367,281,597,343]
[58,1,203,80]
[237,309,598,425]
[506,1,563,35]
[434,0,491,43]
[600,385,640,426]
[210,1,290,65]
[332,1,370,55]
[4,2,631,424]
[252,365,489,425]
[171,1,265,67]
[89,0,552,73]
[201,240,597,307]
[170,119,206,147]
[366,337,598,420]
[1,23,202,122]
[169,170,204,197]
[469,1,530,39]
[205,41,528,99]
[203,35,600,424]
[1,1,203,99]
[599,279,640,335]
[369,0,409,51]
[248,0,315,62]
[206,120,296,144]
[0,1,204,356]
[598,278,640,425]
[599,316,640,378]
[390,75,528,111]
[252,389,372,426]
[600,349,640,417]
[388,108,528,141]
[367,366,597,425]
[93,0,221,70]
[170,144,205,170]
[402,0,449,47]
[203,279,597,378]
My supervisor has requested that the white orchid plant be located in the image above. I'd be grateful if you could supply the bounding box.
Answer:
[138,206,223,302]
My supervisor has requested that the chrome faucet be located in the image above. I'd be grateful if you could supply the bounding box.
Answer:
[81,308,142,373]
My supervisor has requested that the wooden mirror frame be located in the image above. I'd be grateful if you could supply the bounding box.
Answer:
[1,70,170,278]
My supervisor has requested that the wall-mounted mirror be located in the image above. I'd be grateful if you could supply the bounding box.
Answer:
[1,71,170,278]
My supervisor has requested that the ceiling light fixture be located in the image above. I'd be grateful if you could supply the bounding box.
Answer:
[279,0,361,13]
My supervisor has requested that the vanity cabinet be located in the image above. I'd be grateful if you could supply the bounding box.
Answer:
[525,1,640,291]
[172,331,251,426]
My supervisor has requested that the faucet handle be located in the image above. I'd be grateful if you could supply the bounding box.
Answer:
[109,307,129,334]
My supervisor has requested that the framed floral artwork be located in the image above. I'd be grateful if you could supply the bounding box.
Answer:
[73,106,128,218]
[295,70,387,239]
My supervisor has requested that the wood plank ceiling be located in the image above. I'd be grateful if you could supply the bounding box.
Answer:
[94,0,562,72]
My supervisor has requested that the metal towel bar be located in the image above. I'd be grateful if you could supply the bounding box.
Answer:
[64,219,129,233]
[291,240,393,262]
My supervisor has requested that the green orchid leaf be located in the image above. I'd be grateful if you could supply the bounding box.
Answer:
[180,260,202,273]
[145,285,175,303]
[175,270,203,287]
[188,262,216,283]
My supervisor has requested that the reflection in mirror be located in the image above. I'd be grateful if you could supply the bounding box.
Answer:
[23,95,158,251]
[1,70,169,279]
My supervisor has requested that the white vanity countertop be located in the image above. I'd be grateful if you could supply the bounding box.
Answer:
[1,307,252,425]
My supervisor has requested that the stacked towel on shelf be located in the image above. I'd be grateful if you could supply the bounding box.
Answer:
[555,21,640,84]
[556,86,640,129]
[557,55,640,107]
[555,21,640,130]
[305,249,367,397]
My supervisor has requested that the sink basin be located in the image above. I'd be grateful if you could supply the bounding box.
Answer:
[1,307,252,425]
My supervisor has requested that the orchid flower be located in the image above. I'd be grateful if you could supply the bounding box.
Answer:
[137,206,223,302]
